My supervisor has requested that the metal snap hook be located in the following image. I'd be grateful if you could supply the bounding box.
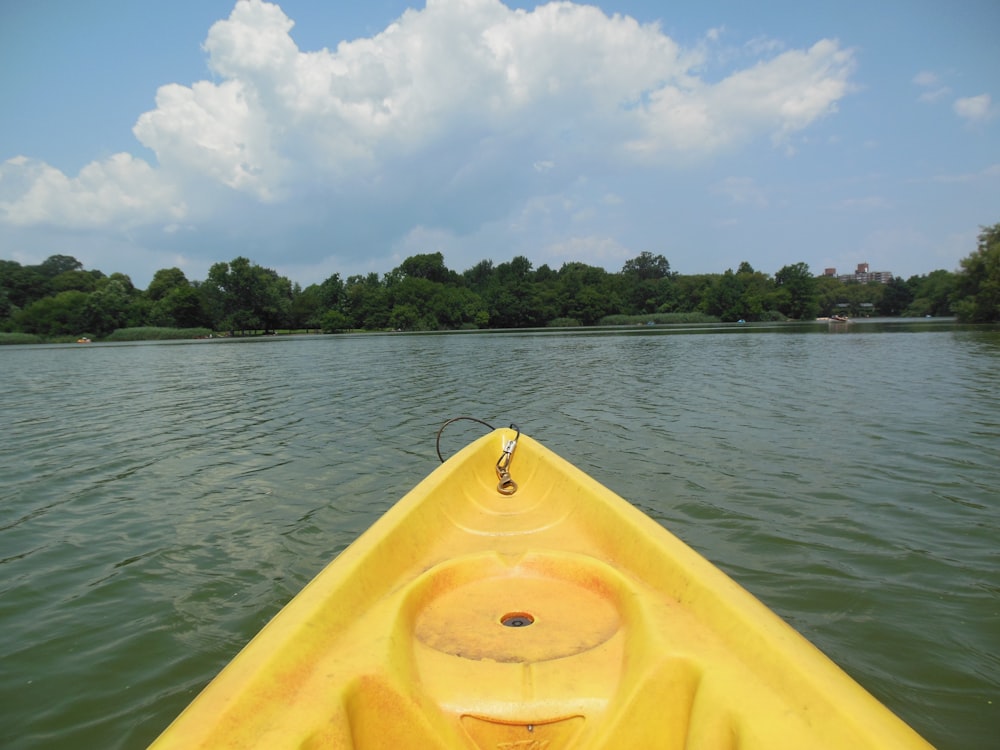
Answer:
[497,471,518,495]
[495,431,519,495]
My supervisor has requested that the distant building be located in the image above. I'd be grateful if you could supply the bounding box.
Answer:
[821,263,894,284]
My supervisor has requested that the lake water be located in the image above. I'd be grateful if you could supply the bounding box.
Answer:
[1,320,998,749]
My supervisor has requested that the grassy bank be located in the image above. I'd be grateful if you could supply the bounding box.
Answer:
[598,312,722,325]
[104,327,216,341]
[1,328,219,345]
[0,332,45,345]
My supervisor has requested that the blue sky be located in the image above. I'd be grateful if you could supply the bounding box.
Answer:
[1,0,997,289]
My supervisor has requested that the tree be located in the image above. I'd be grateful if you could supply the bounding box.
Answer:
[84,279,134,336]
[15,291,90,336]
[496,256,533,284]
[486,288,532,328]
[0,260,49,309]
[202,257,294,334]
[51,269,101,294]
[290,284,324,330]
[389,276,439,329]
[34,255,83,278]
[703,270,743,321]
[344,273,390,329]
[906,270,957,317]
[774,262,819,320]
[321,310,353,332]
[0,288,11,325]
[150,286,209,328]
[835,280,884,317]
[534,264,557,284]
[620,252,675,314]
[556,262,618,324]
[735,264,776,320]
[389,303,422,331]
[878,277,913,316]
[953,223,1000,322]
[622,251,672,280]
[206,258,253,332]
[670,274,715,313]
[815,275,845,317]
[463,259,494,292]
[482,257,542,327]
[146,268,190,301]
[318,274,345,309]
[398,252,450,283]
[701,265,780,321]
[432,286,488,329]
[256,271,293,331]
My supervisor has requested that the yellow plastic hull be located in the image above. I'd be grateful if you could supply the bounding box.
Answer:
[150,429,933,749]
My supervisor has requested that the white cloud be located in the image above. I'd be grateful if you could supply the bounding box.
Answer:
[0,153,184,228]
[917,87,951,104]
[744,35,786,58]
[628,39,854,155]
[0,0,856,275]
[953,93,994,123]
[134,80,286,201]
[912,70,951,104]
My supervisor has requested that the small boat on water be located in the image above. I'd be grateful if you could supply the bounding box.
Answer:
[816,315,849,323]
[149,427,932,749]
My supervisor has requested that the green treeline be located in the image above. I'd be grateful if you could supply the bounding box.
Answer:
[2,223,998,341]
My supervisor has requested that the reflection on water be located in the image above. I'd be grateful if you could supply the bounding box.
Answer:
[1,322,998,749]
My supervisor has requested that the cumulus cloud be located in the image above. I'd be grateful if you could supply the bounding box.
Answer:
[915,71,994,122]
[0,153,184,227]
[627,39,854,155]
[0,0,856,273]
[953,93,994,123]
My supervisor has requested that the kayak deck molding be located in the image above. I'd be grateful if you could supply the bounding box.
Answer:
[150,429,933,749]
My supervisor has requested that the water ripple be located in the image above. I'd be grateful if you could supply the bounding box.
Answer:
[1,327,998,749]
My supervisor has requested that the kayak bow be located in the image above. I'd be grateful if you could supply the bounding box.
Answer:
[150,428,932,749]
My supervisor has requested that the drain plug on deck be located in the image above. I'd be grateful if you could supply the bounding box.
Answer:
[500,612,535,627]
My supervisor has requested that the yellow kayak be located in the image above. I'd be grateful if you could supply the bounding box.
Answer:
[150,427,932,749]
